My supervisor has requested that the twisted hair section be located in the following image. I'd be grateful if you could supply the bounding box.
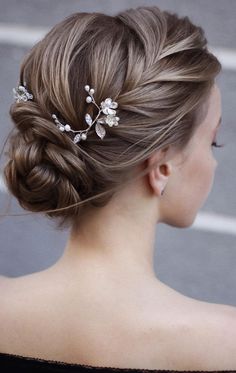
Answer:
[1,6,221,230]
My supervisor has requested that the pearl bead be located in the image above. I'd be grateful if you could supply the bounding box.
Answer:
[90,88,94,94]
[64,124,71,131]
[84,85,90,91]
[86,96,92,103]
[81,133,87,140]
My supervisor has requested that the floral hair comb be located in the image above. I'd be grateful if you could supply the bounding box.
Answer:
[12,83,120,143]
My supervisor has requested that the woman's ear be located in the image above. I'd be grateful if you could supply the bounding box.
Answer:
[147,147,172,197]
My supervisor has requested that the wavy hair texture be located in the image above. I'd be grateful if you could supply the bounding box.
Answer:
[1,6,222,230]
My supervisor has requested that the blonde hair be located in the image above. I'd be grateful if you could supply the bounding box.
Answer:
[1,6,221,230]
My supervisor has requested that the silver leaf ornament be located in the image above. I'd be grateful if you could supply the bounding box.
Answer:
[95,122,106,139]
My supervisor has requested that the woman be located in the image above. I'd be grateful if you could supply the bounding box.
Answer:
[0,5,235,372]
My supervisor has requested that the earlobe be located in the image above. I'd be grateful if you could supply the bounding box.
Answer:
[148,162,171,197]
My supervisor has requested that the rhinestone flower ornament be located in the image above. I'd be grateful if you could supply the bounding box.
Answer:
[13,82,33,103]
[51,85,120,143]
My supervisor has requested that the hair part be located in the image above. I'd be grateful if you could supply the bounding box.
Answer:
[2,5,221,230]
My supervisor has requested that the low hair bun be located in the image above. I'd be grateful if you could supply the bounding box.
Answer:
[4,101,93,229]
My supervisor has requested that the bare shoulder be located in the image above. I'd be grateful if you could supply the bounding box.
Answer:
[0,274,11,286]
[0,275,17,298]
[1,273,236,370]
[0,272,57,355]
[167,297,236,370]
[204,302,236,369]
[0,275,21,352]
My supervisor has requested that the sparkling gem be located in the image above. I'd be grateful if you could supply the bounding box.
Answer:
[85,113,93,126]
[73,134,81,143]
[105,114,118,127]
[110,101,118,109]
[101,98,117,115]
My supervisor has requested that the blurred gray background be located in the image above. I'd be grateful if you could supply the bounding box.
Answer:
[0,0,235,305]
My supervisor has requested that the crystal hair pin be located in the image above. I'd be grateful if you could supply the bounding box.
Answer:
[13,82,120,143]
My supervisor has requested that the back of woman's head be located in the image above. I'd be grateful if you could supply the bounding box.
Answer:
[3,5,222,230]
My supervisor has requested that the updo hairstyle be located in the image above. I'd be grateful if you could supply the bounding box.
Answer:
[2,6,221,230]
